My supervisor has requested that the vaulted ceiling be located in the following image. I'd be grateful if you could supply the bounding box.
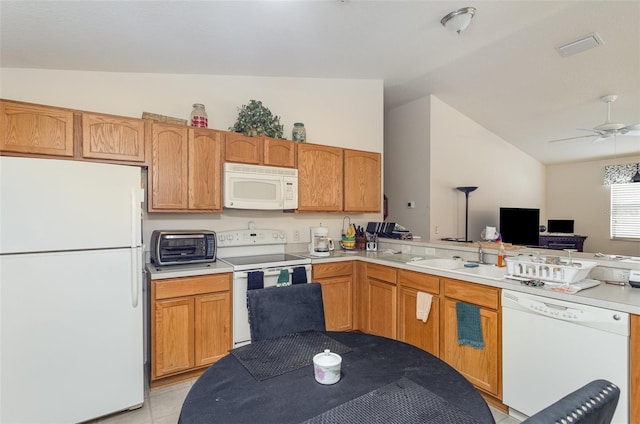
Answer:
[1,1,639,164]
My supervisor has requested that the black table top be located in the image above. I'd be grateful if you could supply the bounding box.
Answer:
[179,331,495,424]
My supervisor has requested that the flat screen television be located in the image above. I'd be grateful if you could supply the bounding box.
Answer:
[547,219,574,234]
[499,207,540,247]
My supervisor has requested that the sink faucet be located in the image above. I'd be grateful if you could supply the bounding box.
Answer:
[477,244,484,264]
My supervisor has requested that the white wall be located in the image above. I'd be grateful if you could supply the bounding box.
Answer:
[0,68,384,249]
[384,96,430,237]
[385,95,546,242]
[547,155,640,256]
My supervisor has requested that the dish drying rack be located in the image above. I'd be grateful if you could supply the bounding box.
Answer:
[505,257,597,284]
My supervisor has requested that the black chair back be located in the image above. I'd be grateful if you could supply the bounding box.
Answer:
[247,283,326,342]
[521,379,620,424]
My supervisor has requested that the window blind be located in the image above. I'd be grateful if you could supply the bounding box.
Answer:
[610,183,640,240]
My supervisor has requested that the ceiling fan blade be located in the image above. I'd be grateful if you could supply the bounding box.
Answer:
[547,134,596,143]
[622,123,640,136]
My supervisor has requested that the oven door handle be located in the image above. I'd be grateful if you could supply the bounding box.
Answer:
[235,265,310,279]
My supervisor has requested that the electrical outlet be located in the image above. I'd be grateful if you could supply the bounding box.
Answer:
[293,230,300,242]
[435,226,439,234]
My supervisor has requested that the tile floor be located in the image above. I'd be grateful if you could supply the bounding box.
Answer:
[90,378,522,424]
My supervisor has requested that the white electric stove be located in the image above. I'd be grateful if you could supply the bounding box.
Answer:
[217,223,311,347]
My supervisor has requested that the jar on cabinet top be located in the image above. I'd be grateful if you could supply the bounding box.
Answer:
[190,103,208,128]
[292,122,306,142]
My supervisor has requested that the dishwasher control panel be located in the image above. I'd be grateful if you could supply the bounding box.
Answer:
[502,290,629,336]
[527,300,589,321]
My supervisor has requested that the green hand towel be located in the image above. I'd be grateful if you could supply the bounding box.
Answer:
[277,268,290,286]
[456,302,484,349]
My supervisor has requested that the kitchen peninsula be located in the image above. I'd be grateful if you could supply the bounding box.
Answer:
[147,235,640,421]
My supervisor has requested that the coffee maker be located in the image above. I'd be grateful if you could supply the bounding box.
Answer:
[309,226,334,257]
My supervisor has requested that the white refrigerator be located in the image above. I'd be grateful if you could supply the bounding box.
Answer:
[0,156,144,423]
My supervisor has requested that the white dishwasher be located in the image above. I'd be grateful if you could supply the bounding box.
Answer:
[502,289,629,423]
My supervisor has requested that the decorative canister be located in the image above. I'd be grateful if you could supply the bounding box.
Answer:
[190,104,208,128]
[292,122,306,142]
[313,349,342,385]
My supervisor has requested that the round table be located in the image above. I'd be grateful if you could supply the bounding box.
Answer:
[179,331,495,423]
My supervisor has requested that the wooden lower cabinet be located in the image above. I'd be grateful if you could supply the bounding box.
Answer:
[441,278,501,398]
[154,298,195,376]
[151,273,232,388]
[313,262,353,331]
[397,270,440,356]
[365,264,397,339]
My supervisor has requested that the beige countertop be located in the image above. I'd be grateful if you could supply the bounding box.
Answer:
[145,239,640,314]
[146,260,233,280]
[296,248,640,315]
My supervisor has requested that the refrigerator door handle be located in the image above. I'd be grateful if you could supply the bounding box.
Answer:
[130,188,137,248]
[131,248,139,308]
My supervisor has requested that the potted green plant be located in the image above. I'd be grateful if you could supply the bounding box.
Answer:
[229,100,284,138]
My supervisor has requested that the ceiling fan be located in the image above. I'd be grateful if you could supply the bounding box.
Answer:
[548,94,640,143]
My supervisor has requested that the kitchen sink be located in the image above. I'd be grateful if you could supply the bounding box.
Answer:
[407,258,507,280]
[407,258,466,270]
[454,264,507,280]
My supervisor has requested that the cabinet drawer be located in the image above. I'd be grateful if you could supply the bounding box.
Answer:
[154,274,231,300]
[313,262,353,279]
[398,270,439,294]
[443,278,499,310]
[366,263,396,284]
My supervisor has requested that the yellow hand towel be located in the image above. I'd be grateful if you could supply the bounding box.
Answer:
[416,292,432,322]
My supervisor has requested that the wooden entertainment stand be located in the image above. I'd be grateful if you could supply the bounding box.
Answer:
[538,234,587,252]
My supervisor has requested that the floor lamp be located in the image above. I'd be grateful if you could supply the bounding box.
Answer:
[456,186,478,242]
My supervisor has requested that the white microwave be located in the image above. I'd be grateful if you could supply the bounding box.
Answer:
[223,163,298,210]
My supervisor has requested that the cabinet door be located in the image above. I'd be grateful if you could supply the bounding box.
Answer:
[153,298,195,378]
[82,112,145,162]
[195,291,232,366]
[442,299,500,397]
[344,149,381,212]
[225,132,261,164]
[318,276,353,331]
[150,123,189,210]
[367,278,397,339]
[397,271,440,356]
[189,128,223,211]
[0,101,74,157]
[297,143,343,211]
[264,137,296,168]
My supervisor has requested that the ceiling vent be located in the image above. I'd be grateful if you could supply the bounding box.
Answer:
[556,33,603,57]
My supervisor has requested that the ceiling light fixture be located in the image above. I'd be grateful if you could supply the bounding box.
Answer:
[441,7,476,34]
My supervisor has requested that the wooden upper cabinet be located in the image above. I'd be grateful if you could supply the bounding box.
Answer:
[344,149,381,212]
[188,128,223,211]
[150,123,189,210]
[82,112,146,162]
[297,143,344,211]
[0,100,74,157]
[225,133,296,168]
[263,137,296,168]
[225,132,261,164]
[149,123,224,213]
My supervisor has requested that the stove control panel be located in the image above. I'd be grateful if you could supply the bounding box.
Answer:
[217,229,286,247]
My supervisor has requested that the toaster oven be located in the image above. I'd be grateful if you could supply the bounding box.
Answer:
[150,230,216,266]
